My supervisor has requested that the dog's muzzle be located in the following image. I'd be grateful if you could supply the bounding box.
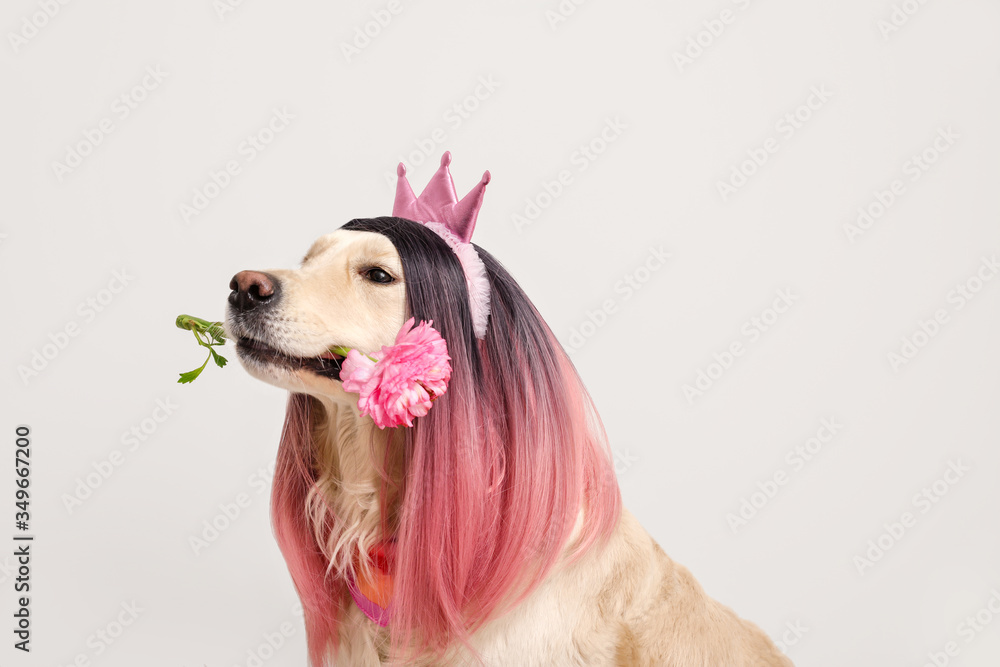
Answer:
[226,271,345,380]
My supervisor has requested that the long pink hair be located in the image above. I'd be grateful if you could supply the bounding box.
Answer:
[271,217,622,664]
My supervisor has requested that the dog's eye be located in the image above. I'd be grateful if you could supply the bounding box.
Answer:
[364,268,394,284]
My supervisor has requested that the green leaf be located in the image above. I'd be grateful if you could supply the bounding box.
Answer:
[178,368,202,384]
[209,347,228,368]
[178,353,211,384]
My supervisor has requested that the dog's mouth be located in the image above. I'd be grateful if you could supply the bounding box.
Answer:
[236,336,346,379]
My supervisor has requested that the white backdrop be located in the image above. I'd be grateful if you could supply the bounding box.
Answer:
[2,1,999,665]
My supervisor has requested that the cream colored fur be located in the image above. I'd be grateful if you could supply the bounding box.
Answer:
[228,229,794,666]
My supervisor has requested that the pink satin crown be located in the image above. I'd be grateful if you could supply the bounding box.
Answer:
[393,152,490,244]
[392,152,492,338]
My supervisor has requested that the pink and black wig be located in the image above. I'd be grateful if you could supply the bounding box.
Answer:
[271,217,622,664]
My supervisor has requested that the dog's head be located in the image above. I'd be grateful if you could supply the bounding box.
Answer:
[225,221,408,401]
[227,216,622,663]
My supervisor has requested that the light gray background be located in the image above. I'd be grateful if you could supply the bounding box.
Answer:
[2,1,999,665]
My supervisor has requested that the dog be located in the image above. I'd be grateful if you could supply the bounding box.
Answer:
[224,159,793,666]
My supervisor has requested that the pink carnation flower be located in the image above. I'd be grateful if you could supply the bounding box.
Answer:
[339,318,452,429]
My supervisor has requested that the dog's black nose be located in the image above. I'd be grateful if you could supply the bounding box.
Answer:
[229,271,277,312]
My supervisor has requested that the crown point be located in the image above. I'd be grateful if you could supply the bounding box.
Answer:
[440,151,452,167]
[481,170,491,185]
[397,163,407,177]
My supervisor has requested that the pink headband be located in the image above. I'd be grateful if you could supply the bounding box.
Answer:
[392,152,491,338]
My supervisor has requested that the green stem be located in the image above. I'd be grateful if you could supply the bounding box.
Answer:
[177,314,227,344]
[328,345,376,362]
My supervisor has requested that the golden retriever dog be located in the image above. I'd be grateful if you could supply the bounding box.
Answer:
[224,155,793,666]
